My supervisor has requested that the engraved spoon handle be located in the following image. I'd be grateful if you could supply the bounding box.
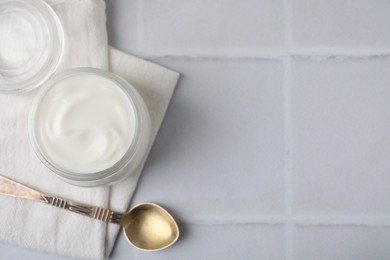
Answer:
[0,176,123,224]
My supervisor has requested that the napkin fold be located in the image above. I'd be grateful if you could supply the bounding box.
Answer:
[0,0,179,258]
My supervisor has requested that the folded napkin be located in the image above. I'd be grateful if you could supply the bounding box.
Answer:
[0,0,179,258]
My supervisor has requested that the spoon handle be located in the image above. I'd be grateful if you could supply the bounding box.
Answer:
[40,194,124,224]
[0,176,123,224]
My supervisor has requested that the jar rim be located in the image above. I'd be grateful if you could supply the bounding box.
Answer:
[28,67,148,184]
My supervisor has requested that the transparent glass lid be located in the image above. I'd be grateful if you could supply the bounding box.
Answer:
[0,0,63,94]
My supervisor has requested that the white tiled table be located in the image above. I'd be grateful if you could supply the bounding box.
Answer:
[2,0,390,259]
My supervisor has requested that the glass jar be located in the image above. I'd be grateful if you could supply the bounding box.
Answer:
[28,68,151,186]
[0,0,64,93]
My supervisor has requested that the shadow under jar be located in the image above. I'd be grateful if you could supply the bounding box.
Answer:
[29,68,151,187]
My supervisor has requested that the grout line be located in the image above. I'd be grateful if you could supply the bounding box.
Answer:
[134,51,390,61]
[291,49,390,57]
[178,216,390,227]
[283,57,293,260]
[293,216,390,227]
[180,217,287,226]
[283,0,294,259]
[146,54,286,61]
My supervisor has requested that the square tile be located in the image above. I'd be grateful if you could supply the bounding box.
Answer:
[107,0,285,56]
[132,59,285,221]
[292,58,390,215]
[112,224,286,260]
[292,0,390,50]
[294,225,390,260]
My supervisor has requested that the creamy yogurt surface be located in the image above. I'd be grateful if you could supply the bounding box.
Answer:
[33,74,136,174]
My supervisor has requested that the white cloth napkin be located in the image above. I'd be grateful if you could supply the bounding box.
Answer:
[0,0,180,258]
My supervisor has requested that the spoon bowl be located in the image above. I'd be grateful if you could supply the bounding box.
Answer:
[122,203,179,251]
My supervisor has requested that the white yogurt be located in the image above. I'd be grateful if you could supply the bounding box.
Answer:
[33,74,136,174]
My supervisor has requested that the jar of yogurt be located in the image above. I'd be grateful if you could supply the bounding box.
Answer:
[29,68,151,186]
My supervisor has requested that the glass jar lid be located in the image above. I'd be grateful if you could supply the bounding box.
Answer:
[0,0,63,94]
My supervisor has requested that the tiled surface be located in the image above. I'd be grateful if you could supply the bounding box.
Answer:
[4,0,390,259]
[107,0,285,56]
[291,58,390,215]
[294,226,390,260]
[131,59,285,221]
[292,0,390,51]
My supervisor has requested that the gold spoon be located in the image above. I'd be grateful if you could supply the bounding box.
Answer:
[0,176,179,251]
